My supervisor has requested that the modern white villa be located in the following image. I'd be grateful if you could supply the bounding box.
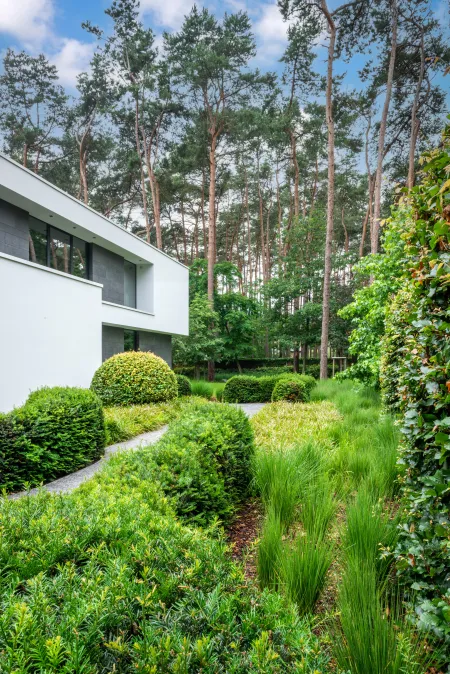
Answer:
[0,153,189,413]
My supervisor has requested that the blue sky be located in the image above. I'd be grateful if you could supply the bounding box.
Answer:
[0,0,448,97]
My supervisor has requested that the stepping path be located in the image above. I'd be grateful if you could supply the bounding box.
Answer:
[9,403,263,499]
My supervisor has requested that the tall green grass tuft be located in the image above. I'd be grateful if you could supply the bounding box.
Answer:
[257,506,283,590]
[190,380,225,401]
[282,534,333,616]
[301,477,337,543]
[343,482,399,581]
[334,560,437,674]
[253,442,323,527]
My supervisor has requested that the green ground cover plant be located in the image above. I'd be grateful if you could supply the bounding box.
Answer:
[104,400,182,444]
[252,400,340,450]
[0,402,328,673]
[0,386,105,492]
[91,351,178,405]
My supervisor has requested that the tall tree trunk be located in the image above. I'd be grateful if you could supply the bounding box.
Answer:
[245,171,252,295]
[360,115,374,258]
[207,134,217,382]
[201,168,207,257]
[134,98,151,242]
[342,207,349,253]
[289,129,300,218]
[407,27,425,189]
[372,0,398,254]
[320,1,336,381]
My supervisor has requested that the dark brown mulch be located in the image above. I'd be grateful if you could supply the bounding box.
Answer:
[226,498,263,580]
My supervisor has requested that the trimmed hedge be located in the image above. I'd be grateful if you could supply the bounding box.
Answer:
[0,387,105,492]
[272,377,309,403]
[150,401,254,525]
[176,373,192,396]
[223,373,316,403]
[91,351,177,406]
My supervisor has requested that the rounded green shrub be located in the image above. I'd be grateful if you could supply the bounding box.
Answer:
[91,351,177,406]
[176,374,192,397]
[151,401,255,525]
[0,386,105,492]
[271,378,309,403]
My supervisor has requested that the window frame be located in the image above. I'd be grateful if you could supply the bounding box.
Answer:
[30,220,90,280]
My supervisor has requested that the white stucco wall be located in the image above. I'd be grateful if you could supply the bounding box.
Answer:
[0,253,102,412]
[0,153,189,337]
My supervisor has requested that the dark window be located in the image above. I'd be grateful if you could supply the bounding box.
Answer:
[72,236,88,279]
[49,226,71,273]
[28,219,90,281]
[124,260,136,308]
[124,330,139,351]
[29,219,47,266]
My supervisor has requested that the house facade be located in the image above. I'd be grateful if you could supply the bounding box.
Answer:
[0,153,189,413]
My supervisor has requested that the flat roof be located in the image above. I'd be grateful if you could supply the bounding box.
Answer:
[0,152,188,270]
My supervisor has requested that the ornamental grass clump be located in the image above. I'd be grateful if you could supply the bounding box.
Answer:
[91,350,178,406]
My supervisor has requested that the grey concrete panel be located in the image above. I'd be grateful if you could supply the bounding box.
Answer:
[102,325,124,361]
[0,199,30,260]
[139,331,172,366]
[92,243,124,304]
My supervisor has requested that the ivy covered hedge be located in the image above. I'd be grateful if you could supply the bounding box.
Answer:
[0,387,105,492]
[381,124,450,640]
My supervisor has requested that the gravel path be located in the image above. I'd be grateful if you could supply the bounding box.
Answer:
[9,403,264,500]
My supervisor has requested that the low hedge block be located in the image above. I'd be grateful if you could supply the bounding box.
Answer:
[176,374,192,396]
[223,373,316,403]
[91,351,177,406]
[0,387,105,492]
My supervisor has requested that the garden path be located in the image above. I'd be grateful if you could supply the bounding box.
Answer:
[9,403,263,499]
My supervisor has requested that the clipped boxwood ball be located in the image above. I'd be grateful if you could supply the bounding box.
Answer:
[91,351,177,406]
[176,374,192,397]
[271,378,309,403]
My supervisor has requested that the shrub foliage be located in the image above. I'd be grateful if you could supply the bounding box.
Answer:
[175,373,192,396]
[271,378,308,403]
[151,401,254,525]
[381,125,450,640]
[0,387,105,491]
[91,351,177,406]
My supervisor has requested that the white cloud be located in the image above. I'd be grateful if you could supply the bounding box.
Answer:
[50,38,95,87]
[254,2,291,59]
[0,0,54,46]
[140,0,196,30]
